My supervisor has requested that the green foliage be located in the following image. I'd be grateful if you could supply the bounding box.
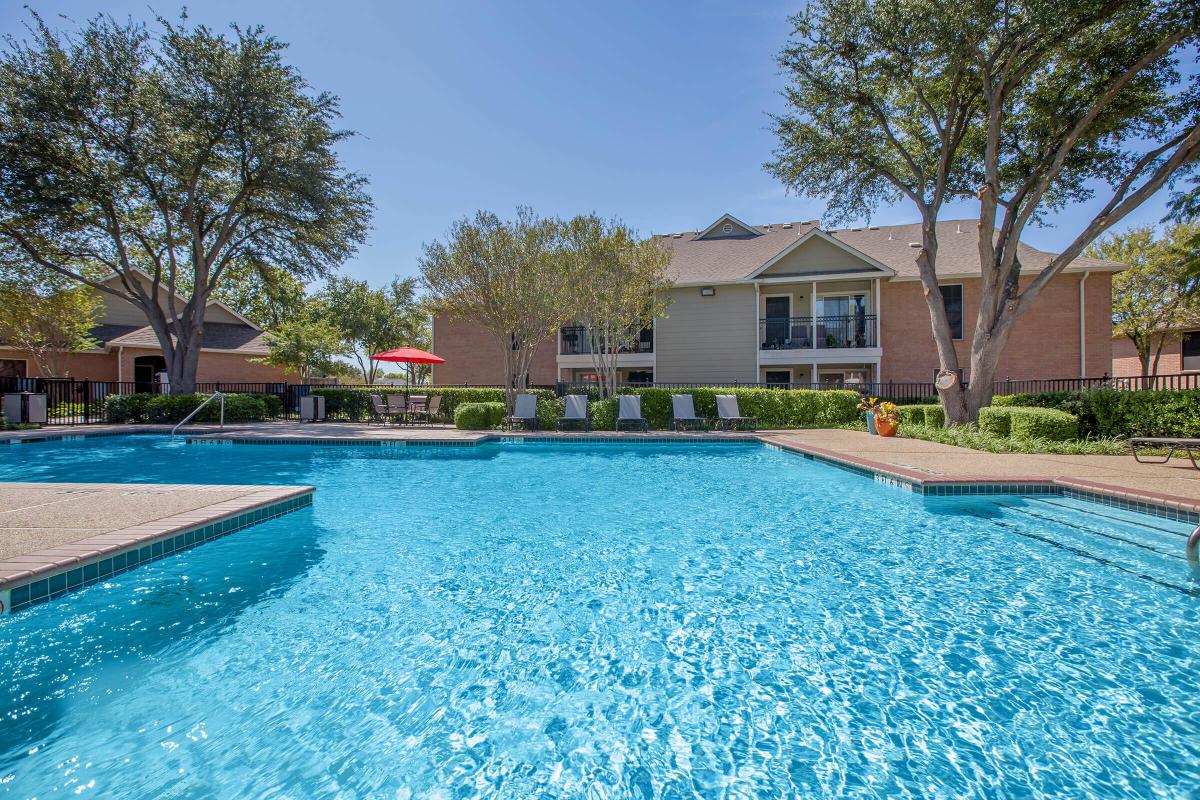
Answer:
[566,388,859,430]
[319,276,428,384]
[993,389,1200,438]
[0,279,101,377]
[977,406,1013,437]
[0,12,372,390]
[897,404,944,428]
[1009,408,1078,442]
[103,392,276,423]
[259,311,347,382]
[1090,224,1200,375]
[308,387,560,424]
[901,423,1126,456]
[453,402,506,430]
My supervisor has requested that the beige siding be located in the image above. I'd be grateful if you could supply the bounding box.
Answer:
[760,235,878,276]
[656,285,757,383]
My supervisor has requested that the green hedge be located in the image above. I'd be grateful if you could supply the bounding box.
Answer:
[555,388,858,430]
[895,403,943,428]
[309,387,559,424]
[977,406,1013,437]
[992,388,1200,438]
[453,402,507,430]
[104,392,278,423]
[1009,407,1078,442]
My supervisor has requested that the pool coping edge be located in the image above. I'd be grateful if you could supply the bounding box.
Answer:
[0,484,314,614]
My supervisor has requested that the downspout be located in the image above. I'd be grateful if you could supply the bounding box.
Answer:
[1079,272,1091,378]
[117,345,124,383]
[754,282,761,383]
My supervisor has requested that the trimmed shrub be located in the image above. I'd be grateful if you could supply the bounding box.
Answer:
[1009,407,1078,442]
[309,387,559,423]
[590,399,617,430]
[991,388,1200,439]
[977,406,1013,437]
[896,404,943,428]
[103,392,273,423]
[454,402,506,430]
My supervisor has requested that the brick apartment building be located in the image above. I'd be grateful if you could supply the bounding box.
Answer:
[432,214,1123,388]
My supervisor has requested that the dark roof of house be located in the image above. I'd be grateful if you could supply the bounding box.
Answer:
[105,323,270,354]
[88,324,144,347]
[658,218,1126,284]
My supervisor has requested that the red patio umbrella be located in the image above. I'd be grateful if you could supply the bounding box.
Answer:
[371,347,446,365]
[370,347,445,389]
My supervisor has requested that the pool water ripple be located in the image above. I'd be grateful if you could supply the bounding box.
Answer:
[0,437,1197,798]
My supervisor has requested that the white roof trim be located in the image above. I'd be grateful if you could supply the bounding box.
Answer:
[695,213,762,240]
[746,228,896,279]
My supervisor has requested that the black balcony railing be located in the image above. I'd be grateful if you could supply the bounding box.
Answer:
[560,326,653,355]
[759,315,877,350]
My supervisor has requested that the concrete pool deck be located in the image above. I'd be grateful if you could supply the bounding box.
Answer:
[0,482,314,613]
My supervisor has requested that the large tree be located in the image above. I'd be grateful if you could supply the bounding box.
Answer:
[562,215,673,398]
[1091,223,1200,377]
[767,0,1199,423]
[319,276,427,385]
[0,12,371,392]
[257,307,347,383]
[419,209,576,408]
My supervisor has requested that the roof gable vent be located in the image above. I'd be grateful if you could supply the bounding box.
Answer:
[722,223,733,233]
[908,242,921,248]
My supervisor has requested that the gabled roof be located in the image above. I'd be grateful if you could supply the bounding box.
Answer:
[748,227,895,279]
[659,219,1126,285]
[99,270,263,331]
[105,322,271,354]
[695,213,762,240]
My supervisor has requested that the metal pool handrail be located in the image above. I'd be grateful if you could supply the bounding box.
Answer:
[171,391,225,436]
[1188,525,1200,567]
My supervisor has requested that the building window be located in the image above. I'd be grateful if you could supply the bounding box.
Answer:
[1183,331,1200,371]
[940,284,963,340]
[764,370,792,386]
[0,359,27,379]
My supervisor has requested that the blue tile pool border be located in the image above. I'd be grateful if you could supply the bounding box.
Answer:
[0,488,313,615]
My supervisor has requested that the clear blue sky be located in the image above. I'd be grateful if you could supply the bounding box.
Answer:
[1,1,1185,286]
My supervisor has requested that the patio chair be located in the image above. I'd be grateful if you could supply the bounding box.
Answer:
[369,394,399,425]
[557,394,592,432]
[715,395,757,431]
[385,394,408,425]
[670,394,707,431]
[408,395,441,425]
[616,394,649,432]
[502,393,539,431]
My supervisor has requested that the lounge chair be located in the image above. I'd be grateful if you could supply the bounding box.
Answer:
[616,394,649,432]
[502,393,539,431]
[670,394,707,431]
[1130,436,1200,468]
[408,395,441,425]
[557,394,591,431]
[715,395,757,431]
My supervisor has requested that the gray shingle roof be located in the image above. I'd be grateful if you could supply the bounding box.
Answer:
[106,323,270,354]
[659,219,1125,284]
[88,324,144,346]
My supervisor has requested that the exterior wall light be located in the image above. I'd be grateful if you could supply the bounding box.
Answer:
[700,287,716,297]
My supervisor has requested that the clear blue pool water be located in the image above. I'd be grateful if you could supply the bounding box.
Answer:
[0,435,1198,799]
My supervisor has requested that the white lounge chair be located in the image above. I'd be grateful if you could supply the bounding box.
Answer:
[616,395,649,432]
[715,395,757,431]
[502,393,539,431]
[557,394,591,431]
[670,394,707,431]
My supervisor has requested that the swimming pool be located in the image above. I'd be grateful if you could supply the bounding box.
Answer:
[1,435,1197,798]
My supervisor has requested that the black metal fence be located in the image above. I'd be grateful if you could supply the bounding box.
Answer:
[4,371,1200,425]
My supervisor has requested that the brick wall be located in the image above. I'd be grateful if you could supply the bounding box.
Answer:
[879,272,1113,383]
[0,346,293,383]
[431,316,557,385]
[1111,335,1189,377]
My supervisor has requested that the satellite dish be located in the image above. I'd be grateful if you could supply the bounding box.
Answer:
[934,370,958,390]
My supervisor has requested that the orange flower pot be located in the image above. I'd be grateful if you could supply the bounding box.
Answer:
[875,417,899,437]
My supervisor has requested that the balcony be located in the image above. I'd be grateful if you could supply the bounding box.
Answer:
[760,315,876,350]
[560,326,653,355]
